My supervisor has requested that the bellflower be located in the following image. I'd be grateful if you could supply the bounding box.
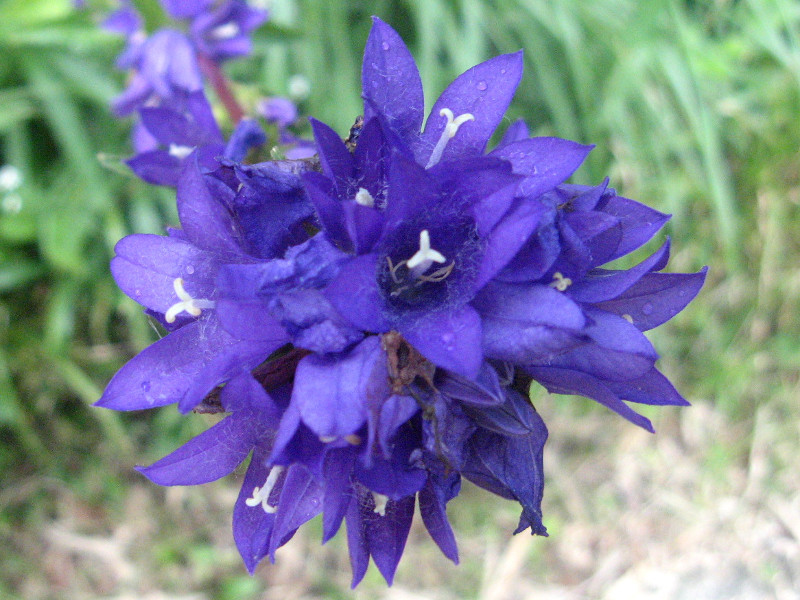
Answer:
[99,15,706,588]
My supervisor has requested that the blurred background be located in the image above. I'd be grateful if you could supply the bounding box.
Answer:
[0,0,798,598]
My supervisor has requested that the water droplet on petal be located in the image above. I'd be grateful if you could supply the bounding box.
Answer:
[186,265,195,275]
[477,80,488,91]
[381,42,390,51]
[500,68,507,74]
[642,302,654,315]
[141,381,151,393]
[441,332,455,350]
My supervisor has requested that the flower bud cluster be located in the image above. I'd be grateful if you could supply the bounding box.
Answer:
[97,16,706,586]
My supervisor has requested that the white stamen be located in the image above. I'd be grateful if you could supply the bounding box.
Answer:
[164,278,216,323]
[344,434,362,446]
[425,108,475,168]
[622,314,634,324]
[549,272,572,292]
[372,492,389,517]
[354,187,375,207]
[210,22,240,40]
[245,466,285,514]
[406,230,447,274]
[319,435,337,443]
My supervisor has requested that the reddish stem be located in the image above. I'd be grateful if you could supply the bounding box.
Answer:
[198,53,245,124]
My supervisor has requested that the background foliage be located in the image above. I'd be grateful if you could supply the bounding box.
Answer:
[0,0,798,598]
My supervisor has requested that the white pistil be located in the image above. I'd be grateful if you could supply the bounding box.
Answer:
[164,278,216,323]
[168,144,194,159]
[406,230,446,276]
[372,492,389,517]
[354,187,375,207]
[425,107,475,168]
[210,22,240,40]
[245,466,285,514]
[549,272,572,292]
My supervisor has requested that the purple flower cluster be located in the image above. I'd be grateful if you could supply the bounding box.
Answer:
[98,18,706,586]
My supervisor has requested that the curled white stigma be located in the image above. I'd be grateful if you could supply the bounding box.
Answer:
[354,187,375,207]
[164,278,216,323]
[406,230,447,273]
[245,466,285,514]
[549,272,572,292]
[372,492,389,517]
[168,144,194,159]
[425,108,475,168]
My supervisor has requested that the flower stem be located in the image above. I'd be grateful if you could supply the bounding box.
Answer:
[198,53,245,124]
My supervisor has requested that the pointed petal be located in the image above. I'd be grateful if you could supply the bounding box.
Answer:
[362,17,425,143]
[96,319,231,411]
[605,367,690,406]
[418,476,459,563]
[233,447,275,574]
[325,253,391,332]
[302,171,351,251]
[126,150,183,187]
[527,365,655,432]
[475,197,546,290]
[310,118,354,193]
[418,52,524,163]
[402,305,482,379]
[490,137,593,199]
[176,157,240,254]
[268,464,324,558]
[363,492,415,585]
[472,282,586,363]
[111,233,218,314]
[568,238,671,303]
[599,195,671,260]
[345,496,370,588]
[137,409,264,485]
[292,337,385,438]
[541,308,658,381]
[594,268,708,331]
[322,448,357,543]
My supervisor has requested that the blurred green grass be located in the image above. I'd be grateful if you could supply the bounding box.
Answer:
[0,0,798,598]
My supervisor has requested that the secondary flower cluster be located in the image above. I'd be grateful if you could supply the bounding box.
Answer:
[98,17,706,586]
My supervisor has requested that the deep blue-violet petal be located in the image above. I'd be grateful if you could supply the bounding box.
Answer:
[599,194,671,260]
[594,268,708,331]
[111,233,218,314]
[362,17,425,144]
[344,495,369,588]
[219,371,282,417]
[292,336,385,438]
[363,492,416,585]
[605,367,690,406]
[268,464,324,559]
[497,118,530,148]
[137,409,264,485]
[436,362,506,407]
[489,137,593,199]
[176,157,240,255]
[310,118,354,192]
[322,448,357,543]
[401,305,483,379]
[233,447,275,574]
[325,253,391,332]
[527,365,655,432]
[475,197,547,290]
[418,52,524,163]
[418,476,459,563]
[303,171,351,251]
[568,238,671,303]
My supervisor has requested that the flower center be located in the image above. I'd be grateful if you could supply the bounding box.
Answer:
[385,230,455,300]
[245,466,285,514]
[425,108,475,169]
[164,277,216,323]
